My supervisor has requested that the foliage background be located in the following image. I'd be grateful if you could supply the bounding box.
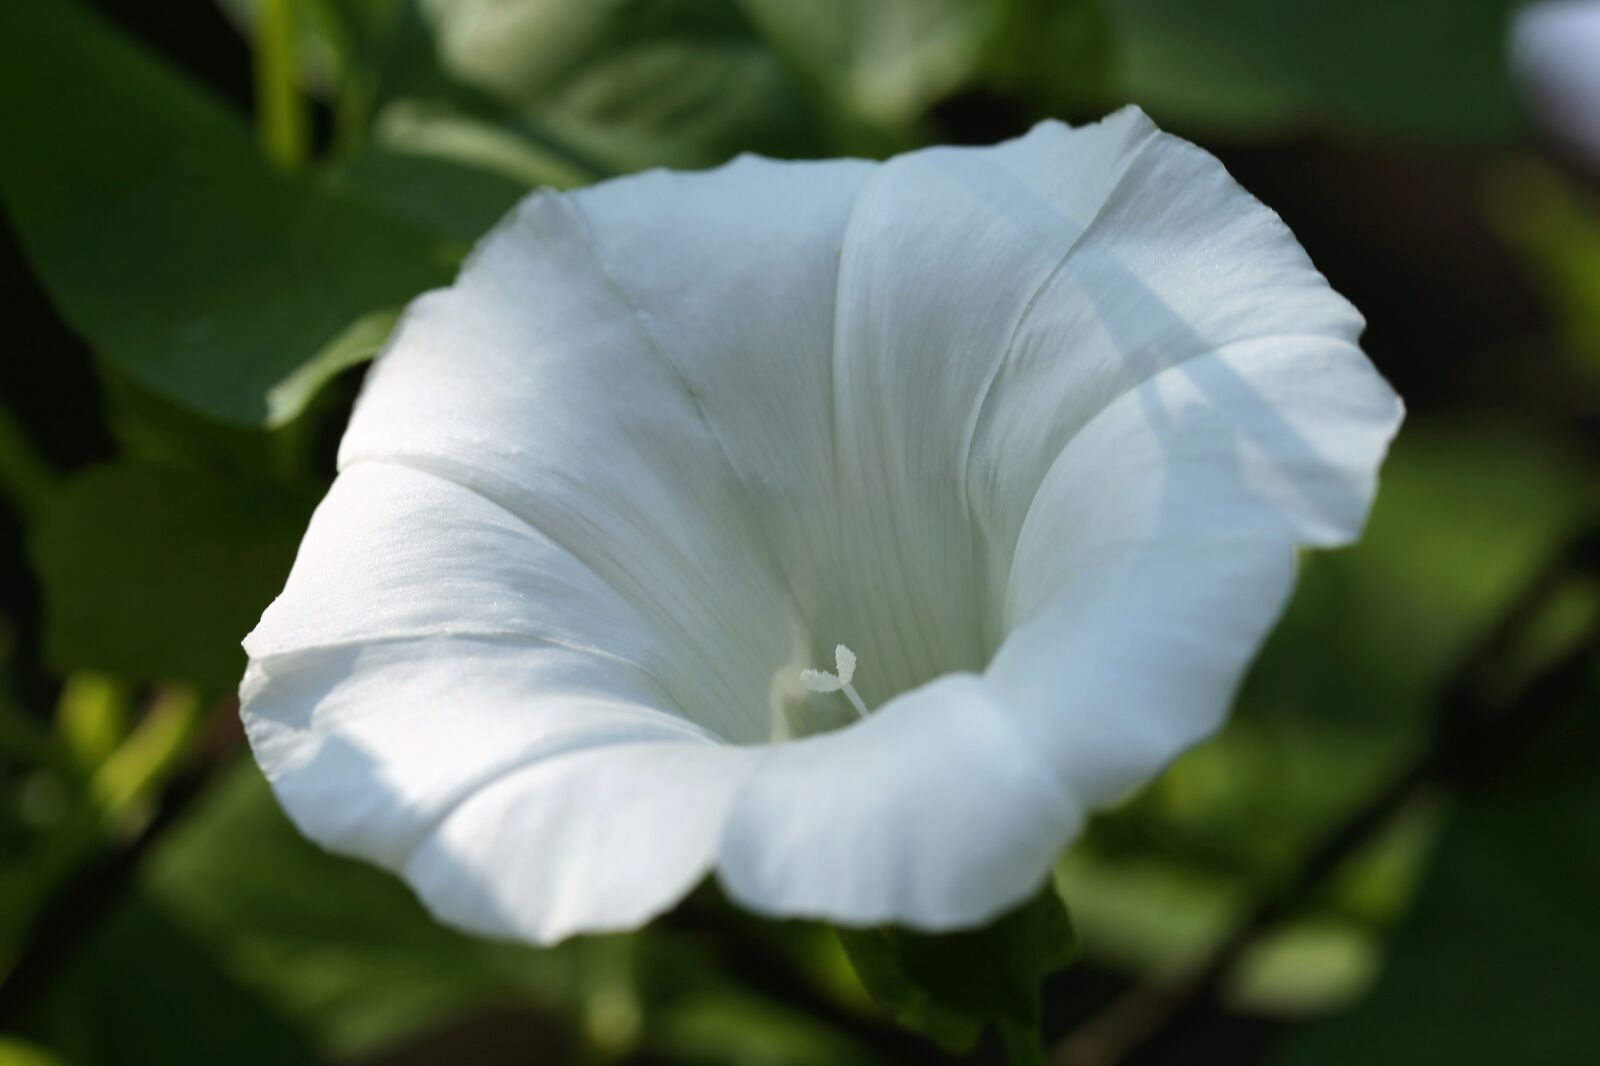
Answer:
[1,1,1597,1063]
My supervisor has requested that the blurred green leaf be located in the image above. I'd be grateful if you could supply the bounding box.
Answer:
[0,0,451,426]
[140,743,898,1064]
[1274,701,1600,1066]
[54,675,129,774]
[646,989,878,1066]
[218,0,560,170]
[365,101,600,189]
[837,883,1074,1050]
[0,1037,67,1066]
[736,0,992,133]
[17,895,319,1066]
[1061,416,1597,1011]
[86,686,203,820]
[1104,0,1527,144]
[1490,163,1600,383]
[143,761,602,1057]
[96,353,340,485]
[31,464,315,693]
[330,147,531,245]
[983,0,1115,111]
[421,0,828,172]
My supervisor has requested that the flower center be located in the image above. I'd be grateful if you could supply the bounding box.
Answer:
[798,643,870,719]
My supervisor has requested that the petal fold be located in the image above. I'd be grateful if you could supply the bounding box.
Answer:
[718,674,1080,929]
[407,741,758,945]
[988,335,1402,809]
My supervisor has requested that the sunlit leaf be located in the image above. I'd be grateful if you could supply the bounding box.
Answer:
[737,0,993,132]
[0,0,451,426]
[31,464,315,693]
[422,0,827,172]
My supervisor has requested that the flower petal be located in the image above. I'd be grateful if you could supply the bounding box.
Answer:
[987,334,1402,809]
[820,107,1370,679]
[817,109,1163,697]
[559,157,874,698]
[1513,1,1600,166]
[717,673,1080,929]
[406,740,759,945]
[242,460,717,870]
[335,186,869,742]
[245,461,654,663]
[959,115,1366,603]
[243,636,708,871]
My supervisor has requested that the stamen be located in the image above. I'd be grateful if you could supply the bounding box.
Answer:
[799,643,869,719]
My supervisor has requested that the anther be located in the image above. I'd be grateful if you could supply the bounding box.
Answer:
[799,643,869,719]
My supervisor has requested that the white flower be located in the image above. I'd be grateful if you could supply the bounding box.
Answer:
[1513,0,1600,167]
[241,107,1401,946]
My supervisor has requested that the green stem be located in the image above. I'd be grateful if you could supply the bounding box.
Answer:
[329,0,379,162]
[255,0,309,170]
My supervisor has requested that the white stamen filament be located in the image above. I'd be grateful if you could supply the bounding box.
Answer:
[799,643,869,719]
[838,682,869,720]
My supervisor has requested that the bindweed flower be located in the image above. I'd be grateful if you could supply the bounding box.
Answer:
[1513,0,1600,168]
[242,107,1401,945]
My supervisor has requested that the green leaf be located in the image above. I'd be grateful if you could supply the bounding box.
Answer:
[0,0,452,426]
[644,989,879,1066]
[54,674,130,774]
[16,895,318,1066]
[1273,703,1600,1066]
[982,0,1116,112]
[0,1037,67,1066]
[1060,416,1598,1012]
[736,0,994,132]
[1103,0,1527,145]
[421,0,828,172]
[368,99,607,189]
[96,322,379,484]
[1489,163,1600,383]
[330,146,532,246]
[143,760,602,1057]
[836,883,1075,1049]
[31,464,316,693]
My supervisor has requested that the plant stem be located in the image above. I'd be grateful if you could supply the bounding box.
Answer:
[255,0,309,170]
